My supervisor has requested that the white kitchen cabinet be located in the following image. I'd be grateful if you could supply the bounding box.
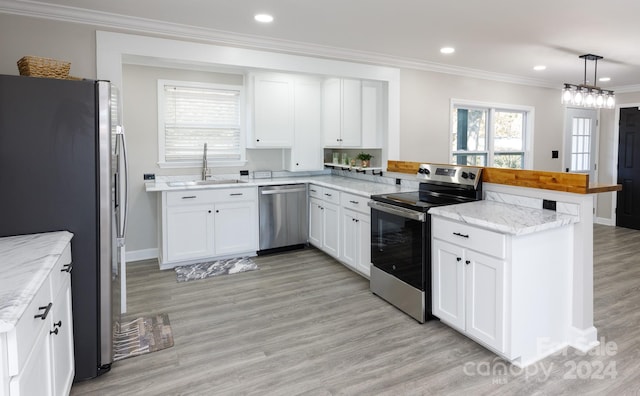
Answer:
[160,187,258,269]
[213,200,257,256]
[1,238,74,396]
[166,203,215,263]
[432,239,505,352]
[340,192,371,277]
[284,77,323,171]
[323,78,362,147]
[308,186,340,259]
[361,80,384,148]
[431,215,573,367]
[248,73,294,148]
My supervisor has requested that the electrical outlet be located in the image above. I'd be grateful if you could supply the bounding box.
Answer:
[543,199,556,211]
[552,150,559,159]
[396,178,401,185]
[143,173,155,181]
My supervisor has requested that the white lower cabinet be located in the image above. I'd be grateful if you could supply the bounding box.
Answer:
[308,186,340,259]
[2,240,74,396]
[160,187,258,269]
[432,215,573,366]
[432,239,505,352]
[340,192,371,277]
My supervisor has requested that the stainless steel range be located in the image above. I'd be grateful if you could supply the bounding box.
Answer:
[367,163,482,323]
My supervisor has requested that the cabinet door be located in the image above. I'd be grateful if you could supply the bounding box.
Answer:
[432,239,465,332]
[322,78,342,146]
[9,324,52,396]
[290,78,322,171]
[214,201,257,255]
[51,283,74,396]
[322,201,340,258]
[253,74,294,147]
[340,209,358,269]
[361,81,382,148]
[308,198,323,248]
[465,249,505,353]
[356,213,371,277]
[166,204,214,262]
[340,79,362,147]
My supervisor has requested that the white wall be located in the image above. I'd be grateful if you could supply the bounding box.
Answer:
[0,12,622,253]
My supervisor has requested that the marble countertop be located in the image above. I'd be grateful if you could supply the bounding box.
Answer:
[146,175,416,197]
[429,200,579,236]
[0,231,73,332]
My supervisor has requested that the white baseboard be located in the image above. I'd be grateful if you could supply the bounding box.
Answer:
[126,248,158,263]
[595,217,615,226]
[568,326,600,353]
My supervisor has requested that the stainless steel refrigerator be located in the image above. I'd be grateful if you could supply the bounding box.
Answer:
[0,74,128,381]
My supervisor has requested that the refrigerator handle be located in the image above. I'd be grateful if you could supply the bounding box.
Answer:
[117,125,129,240]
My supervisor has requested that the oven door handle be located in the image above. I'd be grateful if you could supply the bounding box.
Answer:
[368,201,426,222]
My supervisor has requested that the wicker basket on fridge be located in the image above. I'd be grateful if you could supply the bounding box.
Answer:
[17,56,71,79]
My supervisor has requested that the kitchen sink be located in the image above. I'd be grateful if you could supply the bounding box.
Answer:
[167,179,248,187]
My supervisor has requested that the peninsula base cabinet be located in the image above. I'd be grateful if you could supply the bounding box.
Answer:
[159,187,258,269]
[431,216,573,367]
[1,241,74,396]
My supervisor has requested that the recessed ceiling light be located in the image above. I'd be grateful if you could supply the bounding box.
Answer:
[254,14,274,23]
[599,77,611,82]
[533,65,546,71]
[440,47,455,54]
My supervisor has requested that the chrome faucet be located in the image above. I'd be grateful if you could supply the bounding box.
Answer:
[202,143,211,180]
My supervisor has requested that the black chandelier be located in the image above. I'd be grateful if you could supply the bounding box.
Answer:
[561,54,615,109]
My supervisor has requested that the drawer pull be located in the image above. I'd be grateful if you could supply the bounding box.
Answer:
[456,257,462,262]
[453,232,469,238]
[465,260,471,265]
[230,193,243,196]
[325,193,332,197]
[34,302,53,320]
[349,200,359,204]
[50,328,59,336]
[53,320,62,328]
[310,189,317,193]
[182,196,197,199]
[61,263,73,273]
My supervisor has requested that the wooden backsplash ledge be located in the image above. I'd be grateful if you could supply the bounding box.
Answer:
[387,160,591,194]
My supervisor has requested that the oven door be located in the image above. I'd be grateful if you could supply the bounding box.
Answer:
[368,201,427,290]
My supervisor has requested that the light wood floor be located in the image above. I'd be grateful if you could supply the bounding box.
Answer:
[71,225,640,395]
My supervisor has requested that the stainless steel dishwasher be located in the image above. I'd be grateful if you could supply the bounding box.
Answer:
[258,184,308,254]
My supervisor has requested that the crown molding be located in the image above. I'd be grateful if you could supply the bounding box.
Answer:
[0,0,564,89]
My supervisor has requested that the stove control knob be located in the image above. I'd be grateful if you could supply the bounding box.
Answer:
[424,168,430,175]
[418,168,426,174]
[461,171,469,179]
[469,172,476,180]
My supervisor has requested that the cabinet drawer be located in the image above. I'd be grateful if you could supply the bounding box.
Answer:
[341,192,369,214]
[308,184,322,199]
[166,190,215,206]
[432,216,506,259]
[210,187,256,202]
[320,187,340,204]
[7,275,53,376]
[49,243,72,298]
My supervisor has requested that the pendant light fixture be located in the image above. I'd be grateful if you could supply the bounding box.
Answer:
[561,54,615,109]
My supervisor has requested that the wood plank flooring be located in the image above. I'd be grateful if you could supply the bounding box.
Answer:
[71,225,640,395]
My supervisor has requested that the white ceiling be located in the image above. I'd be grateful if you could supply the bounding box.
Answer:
[6,0,640,90]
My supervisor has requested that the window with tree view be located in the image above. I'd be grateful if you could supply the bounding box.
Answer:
[451,102,531,169]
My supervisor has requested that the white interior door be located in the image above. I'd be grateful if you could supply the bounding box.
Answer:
[564,108,598,181]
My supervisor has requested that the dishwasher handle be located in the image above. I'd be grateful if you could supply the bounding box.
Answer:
[260,186,307,195]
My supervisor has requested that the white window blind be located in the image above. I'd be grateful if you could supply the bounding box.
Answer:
[159,80,243,164]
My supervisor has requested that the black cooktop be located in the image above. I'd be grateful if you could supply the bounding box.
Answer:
[370,191,446,212]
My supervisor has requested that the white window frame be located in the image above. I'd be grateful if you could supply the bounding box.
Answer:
[157,79,246,168]
[450,99,534,169]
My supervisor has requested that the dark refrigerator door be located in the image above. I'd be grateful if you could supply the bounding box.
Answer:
[0,75,103,380]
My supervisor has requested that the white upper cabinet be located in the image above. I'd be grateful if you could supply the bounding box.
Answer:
[248,73,294,148]
[323,78,362,147]
[284,76,323,171]
[361,80,384,148]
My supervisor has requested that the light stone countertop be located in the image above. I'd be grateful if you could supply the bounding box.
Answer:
[146,175,416,197]
[0,231,73,332]
[429,200,579,236]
